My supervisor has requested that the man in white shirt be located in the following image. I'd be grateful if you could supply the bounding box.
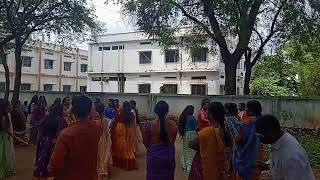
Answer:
[255,114,315,180]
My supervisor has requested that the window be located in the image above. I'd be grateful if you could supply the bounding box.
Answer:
[109,77,119,81]
[164,77,177,79]
[45,52,53,55]
[165,50,179,63]
[64,62,72,71]
[162,84,178,94]
[80,86,87,92]
[139,75,151,78]
[98,47,103,51]
[119,45,124,50]
[192,48,208,62]
[140,42,151,45]
[64,55,72,58]
[139,51,152,64]
[63,85,71,92]
[80,64,87,72]
[112,46,119,50]
[92,77,102,81]
[0,82,5,91]
[44,59,54,69]
[81,58,88,61]
[44,84,53,92]
[191,76,206,80]
[138,84,151,93]
[103,47,110,50]
[191,85,207,95]
[22,56,32,67]
[20,84,31,91]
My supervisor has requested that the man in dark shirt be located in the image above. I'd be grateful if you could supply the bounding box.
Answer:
[47,95,102,180]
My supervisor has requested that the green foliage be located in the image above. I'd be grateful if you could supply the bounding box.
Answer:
[250,76,289,96]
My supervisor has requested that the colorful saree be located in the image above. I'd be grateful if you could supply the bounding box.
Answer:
[111,111,137,171]
[144,121,176,180]
[189,126,227,180]
[97,117,112,178]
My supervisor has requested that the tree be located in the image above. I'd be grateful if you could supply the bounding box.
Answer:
[250,48,298,96]
[112,0,319,95]
[0,0,100,102]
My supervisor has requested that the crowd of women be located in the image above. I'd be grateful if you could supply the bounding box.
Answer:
[0,95,315,180]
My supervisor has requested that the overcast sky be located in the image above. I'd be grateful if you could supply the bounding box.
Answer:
[78,0,134,49]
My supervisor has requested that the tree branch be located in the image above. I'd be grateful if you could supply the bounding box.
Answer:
[172,1,216,39]
[253,28,263,43]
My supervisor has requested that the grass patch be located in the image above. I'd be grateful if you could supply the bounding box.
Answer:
[264,136,320,166]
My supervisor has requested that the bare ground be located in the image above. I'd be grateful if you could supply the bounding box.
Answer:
[5,140,320,180]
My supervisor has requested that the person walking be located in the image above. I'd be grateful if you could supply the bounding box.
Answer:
[197,98,211,131]
[22,101,29,119]
[10,100,27,143]
[33,103,67,179]
[95,101,112,180]
[139,101,177,180]
[62,97,77,126]
[29,96,47,145]
[130,100,140,154]
[47,95,102,180]
[111,101,137,171]
[188,102,228,180]
[256,115,315,180]
[178,105,197,172]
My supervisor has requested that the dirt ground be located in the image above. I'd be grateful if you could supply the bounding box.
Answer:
[6,140,188,180]
[5,140,320,180]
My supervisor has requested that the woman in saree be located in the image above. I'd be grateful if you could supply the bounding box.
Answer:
[10,100,27,143]
[33,103,67,179]
[95,101,112,180]
[111,101,137,171]
[188,102,228,180]
[62,96,77,126]
[29,95,47,145]
[130,100,140,154]
[0,99,27,179]
[105,99,116,127]
[139,100,177,180]
[178,105,197,172]
[223,103,260,180]
[197,98,210,131]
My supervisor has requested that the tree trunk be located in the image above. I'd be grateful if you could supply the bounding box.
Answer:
[224,59,238,95]
[12,42,23,103]
[0,45,10,101]
[244,62,253,95]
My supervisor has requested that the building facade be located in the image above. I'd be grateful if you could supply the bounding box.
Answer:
[0,41,88,93]
[87,32,245,95]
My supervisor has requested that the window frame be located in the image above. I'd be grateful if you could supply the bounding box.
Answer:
[191,84,207,95]
[80,64,87,73]
[139,51,152,64]
[162,84,178,94]
[0,82,5,91]
[165,49,179,63]
[44,59,54,69]
[80,86,87,92]
[22,56,32,67]
[20,83,31,91]
[43,84,53,92]
[191,48,208,62]
[62,85,71,92]
[138,84,151,93]
[64,62,72,71]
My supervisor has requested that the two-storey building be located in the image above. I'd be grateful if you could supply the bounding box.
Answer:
[87,31,244,95]
[0,41,88,92]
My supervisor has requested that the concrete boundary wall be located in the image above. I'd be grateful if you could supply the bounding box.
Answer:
[1,91,320,128]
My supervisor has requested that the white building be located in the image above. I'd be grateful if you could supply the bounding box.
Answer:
[0,41,88,93]
[87,31,244,95]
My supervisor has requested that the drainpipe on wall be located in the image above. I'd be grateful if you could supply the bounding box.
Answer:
[37,41,43,91]
[59,45,63,92]
[75,48,79,92]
